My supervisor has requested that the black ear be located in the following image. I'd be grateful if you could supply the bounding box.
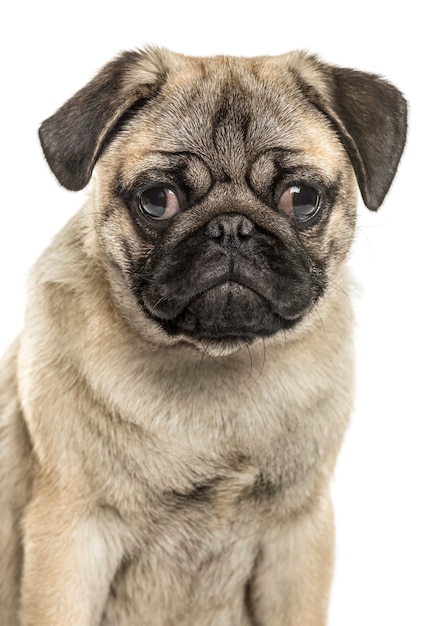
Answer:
[39,48,168,191]
[301,61,407,210]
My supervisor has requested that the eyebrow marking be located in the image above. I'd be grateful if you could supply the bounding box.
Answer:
[116,150,216,211]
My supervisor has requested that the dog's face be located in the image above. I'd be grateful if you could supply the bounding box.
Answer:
[98,57,357,350]
[39,48,407,353]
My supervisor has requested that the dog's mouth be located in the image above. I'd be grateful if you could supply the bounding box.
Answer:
[144,274,311,343]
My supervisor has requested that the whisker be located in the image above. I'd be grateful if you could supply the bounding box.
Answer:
[244,342,254,382]
[327,279,352,303]
[313,304,327,339]
[355,225,373,255]
[198,340,211,374]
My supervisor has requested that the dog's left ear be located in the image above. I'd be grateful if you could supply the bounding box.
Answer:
[291,54,408,210]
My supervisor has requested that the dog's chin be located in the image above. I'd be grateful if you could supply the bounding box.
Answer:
[184,337,253,358]
[149,282,305,354]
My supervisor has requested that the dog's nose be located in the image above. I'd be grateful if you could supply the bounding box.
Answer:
[205,214,255,244]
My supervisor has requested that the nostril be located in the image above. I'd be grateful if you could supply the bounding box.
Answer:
[238,217,255,238]
[205,218,224,239]
[205,214,255,242]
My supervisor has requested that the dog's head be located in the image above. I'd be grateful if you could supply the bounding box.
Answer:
[39,48,407,353]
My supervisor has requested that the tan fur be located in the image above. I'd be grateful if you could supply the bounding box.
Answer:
[0,48,406,625]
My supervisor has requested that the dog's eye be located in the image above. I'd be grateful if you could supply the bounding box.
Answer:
[278,185,320,222]
[138,187,181,220]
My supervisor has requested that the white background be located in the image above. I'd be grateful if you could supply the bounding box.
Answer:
[1,1,432,624]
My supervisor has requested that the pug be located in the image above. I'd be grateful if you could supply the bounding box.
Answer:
[0,47,407,626]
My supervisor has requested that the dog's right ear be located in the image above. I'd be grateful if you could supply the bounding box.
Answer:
[39,47,174,191]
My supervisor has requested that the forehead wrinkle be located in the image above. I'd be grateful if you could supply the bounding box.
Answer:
[210,83,253,181]
[190,71,309,181]
[144,67,257,182]
[131,61,312,183]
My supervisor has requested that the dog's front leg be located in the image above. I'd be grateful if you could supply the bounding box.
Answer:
[20,482,123,626]
[247,493,334,626]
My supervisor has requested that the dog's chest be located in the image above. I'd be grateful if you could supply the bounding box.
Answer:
[95,358,327,529]
[98,418,321,624]
[102,457,286,625]
[92,358,332,623]
[103,515,258,625]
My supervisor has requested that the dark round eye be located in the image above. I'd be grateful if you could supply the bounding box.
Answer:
[278,185,320,222]
[138,187,181,220]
